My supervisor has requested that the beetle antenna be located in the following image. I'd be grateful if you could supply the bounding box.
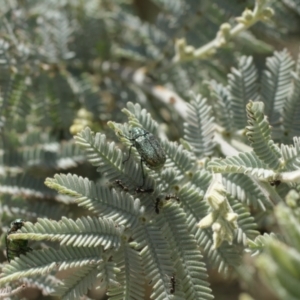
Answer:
[117,129,131,141]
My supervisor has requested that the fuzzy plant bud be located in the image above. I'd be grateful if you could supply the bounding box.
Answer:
[206,181,226,210]
[261,7,274,20]
[285,190,300,208]
[198,212,215,228]
[226,212,238,223]
[199,176,238,248]
[220,23,231,42]
[212,223,223,249]
[236,9,253,24]
[185,45,195,56]
[174,38,187,61]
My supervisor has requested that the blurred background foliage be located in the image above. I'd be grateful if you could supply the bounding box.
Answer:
[0,0,300,299]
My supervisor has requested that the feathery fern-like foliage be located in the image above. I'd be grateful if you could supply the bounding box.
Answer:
[246,101,282,170]
[261,49,294,126]
[228,56,259,130]
[0,103,253,299]
[1,1,300,299]
[184,94,215,157]
[1,98,276,299]
[256,204,300,300]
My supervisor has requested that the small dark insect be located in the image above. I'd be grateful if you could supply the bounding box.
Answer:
[165,194,180,202]
[270,180,281,187]
[154,194,180,214]
[122,127,166,187]
[155,198,161,214]
[6,219,32,263]
[135,186,154,194]
[114,179,129,192]
[170,274,176,294]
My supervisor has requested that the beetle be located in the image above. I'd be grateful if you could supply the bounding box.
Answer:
[6,219,32,262]
[122,127,166,187]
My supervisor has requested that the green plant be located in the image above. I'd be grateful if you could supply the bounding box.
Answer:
[255,203,300,300]
[1,0,300,299]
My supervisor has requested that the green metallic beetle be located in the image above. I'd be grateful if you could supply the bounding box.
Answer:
[122,127,166,187]
[6,219,32,262]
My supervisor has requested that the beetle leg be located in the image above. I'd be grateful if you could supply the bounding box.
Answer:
[5,235,10,262]
[123,144,133,164]
[140,157,145,187]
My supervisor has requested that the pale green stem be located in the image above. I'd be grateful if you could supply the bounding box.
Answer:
[173,0,273,63]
